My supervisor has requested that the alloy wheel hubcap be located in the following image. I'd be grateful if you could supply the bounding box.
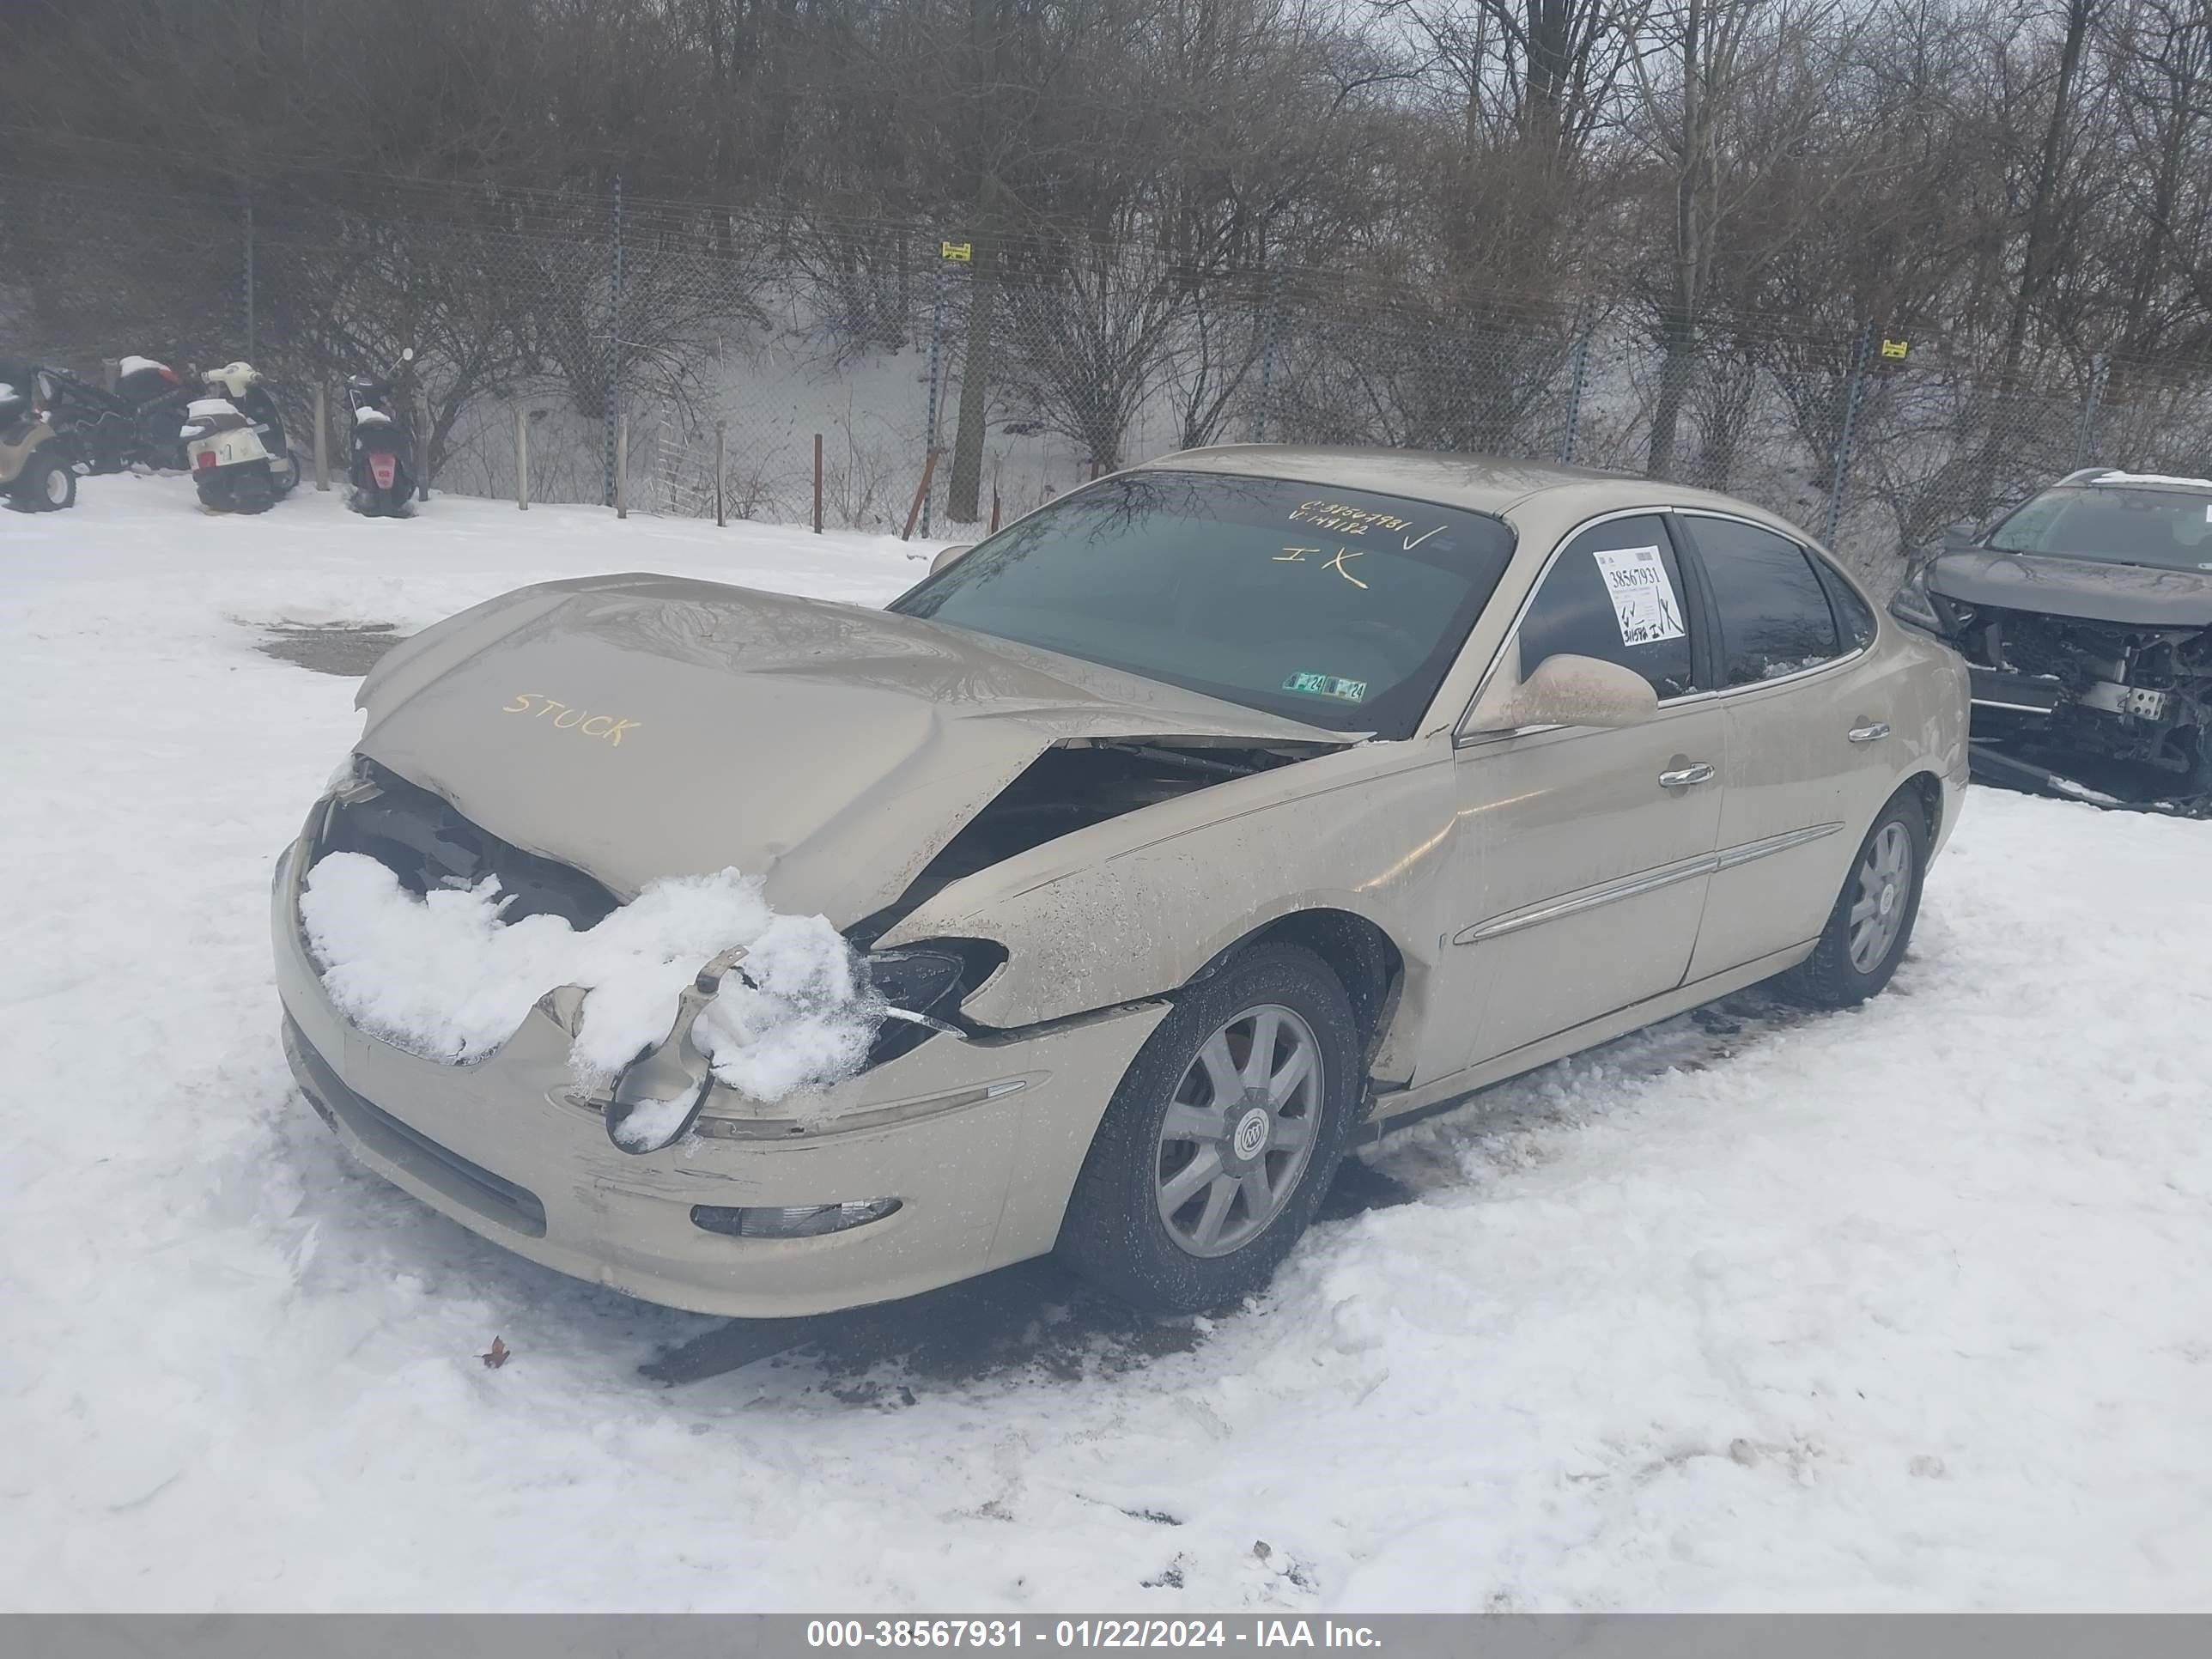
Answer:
[1154,1003,1324,1258]
[1848,822,1912,973]
[46,469,68,504]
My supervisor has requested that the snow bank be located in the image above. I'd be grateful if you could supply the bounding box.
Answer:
[298,851,879,1108]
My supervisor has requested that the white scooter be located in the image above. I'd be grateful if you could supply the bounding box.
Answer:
[180,362,300,514]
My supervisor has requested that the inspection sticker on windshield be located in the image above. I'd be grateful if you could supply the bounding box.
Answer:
[1284,672,1369,702]
[1592,545,1686,647]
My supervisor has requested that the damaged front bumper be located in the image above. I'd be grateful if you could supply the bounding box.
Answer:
[271,834,1169,1318]
[1957,622,2209,811]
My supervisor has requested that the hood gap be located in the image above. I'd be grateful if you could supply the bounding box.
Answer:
[845,738,1337,947]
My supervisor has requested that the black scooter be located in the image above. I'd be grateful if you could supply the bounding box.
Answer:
[343,349,417,517]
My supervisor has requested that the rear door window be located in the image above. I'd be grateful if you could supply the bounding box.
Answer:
[1682,517,1842,685]
[1517,514,1698,699]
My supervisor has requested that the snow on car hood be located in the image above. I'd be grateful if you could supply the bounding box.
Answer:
[1928,548,2212,628]
[355,574,1346,926]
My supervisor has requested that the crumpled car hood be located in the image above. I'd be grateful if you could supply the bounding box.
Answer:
[354,574,1345,924]
[1929,549,2212,628]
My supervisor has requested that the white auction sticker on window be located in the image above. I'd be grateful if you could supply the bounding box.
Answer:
[1591,544,1686,646]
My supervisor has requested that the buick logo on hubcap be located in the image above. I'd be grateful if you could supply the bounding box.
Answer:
[1233,1107,1271,1161]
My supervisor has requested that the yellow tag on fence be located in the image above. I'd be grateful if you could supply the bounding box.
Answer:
[1880,337,1910,360]
[940,241,973,263]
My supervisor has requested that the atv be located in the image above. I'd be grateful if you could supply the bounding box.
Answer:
[0,366,80,512]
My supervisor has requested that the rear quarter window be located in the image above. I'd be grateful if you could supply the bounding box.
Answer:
[1686,517,1842,684]
[1815,561,1877,650]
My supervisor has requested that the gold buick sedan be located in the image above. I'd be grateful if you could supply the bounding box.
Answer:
[273,448,1969,1317]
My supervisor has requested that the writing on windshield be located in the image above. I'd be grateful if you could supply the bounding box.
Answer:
[892,471,1517,738]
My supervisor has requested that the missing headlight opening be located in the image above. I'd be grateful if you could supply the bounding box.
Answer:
[319,759,618,930]
[859,939,1007,1068]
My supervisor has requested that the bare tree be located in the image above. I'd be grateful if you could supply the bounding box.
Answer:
[1625,0,1869,477]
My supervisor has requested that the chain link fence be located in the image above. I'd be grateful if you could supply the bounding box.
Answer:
[6,173,2209,592]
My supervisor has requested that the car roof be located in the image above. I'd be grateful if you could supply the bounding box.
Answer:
[1146,443,1826,544]
[2057,467,2212,495]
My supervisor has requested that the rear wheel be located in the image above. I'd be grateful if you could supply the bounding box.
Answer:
[1776,793,1929,1008]
[1058,942,1361,1314]
[231,468,274,514]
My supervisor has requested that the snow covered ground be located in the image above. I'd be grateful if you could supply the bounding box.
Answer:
[4,479,2210,1612]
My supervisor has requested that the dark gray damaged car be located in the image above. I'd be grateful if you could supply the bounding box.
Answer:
[1890,468,2212,811]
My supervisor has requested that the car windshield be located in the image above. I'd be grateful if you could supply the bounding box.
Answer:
[1985,483,2212,573]
[890,471,1518,738]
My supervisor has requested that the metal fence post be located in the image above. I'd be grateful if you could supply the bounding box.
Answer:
[313,384,329,490]
[1559,308,1594,464]
[602,174,624,507]
[616,413,630,520]
[1822,331,1875,548]
[2072,355,2109,469]
[1252,277,1277,443]
[517,408,530,510]
[242,193,255,357]
[811,431,823,533]
[715,422,728,526]
[615,414,630,519]
[921,259,945,539]
[418,392,434,501]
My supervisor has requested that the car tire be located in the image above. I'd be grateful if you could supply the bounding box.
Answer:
[1057,942,1362,1315]
[1775,791,1929,1009]
[9,448,75,512]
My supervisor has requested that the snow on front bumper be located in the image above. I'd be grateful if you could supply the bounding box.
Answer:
[270,835,1168,1318]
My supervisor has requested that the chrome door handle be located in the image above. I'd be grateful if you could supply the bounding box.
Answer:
[1658,763,1717,788]
[1847,722,1892,744]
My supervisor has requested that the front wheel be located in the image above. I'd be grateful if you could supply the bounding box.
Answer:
[1776,793,1929,1009]
[1057,942,1362,1314]
[8,448,76,511]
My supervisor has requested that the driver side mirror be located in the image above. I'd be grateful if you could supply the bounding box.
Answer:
[929,543,975,576]
[1464,653,1659,736]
